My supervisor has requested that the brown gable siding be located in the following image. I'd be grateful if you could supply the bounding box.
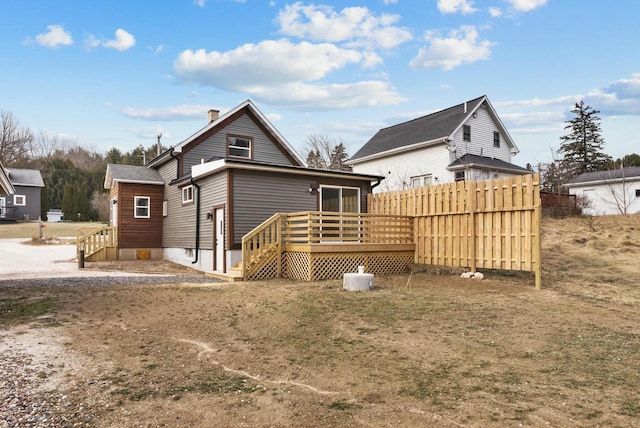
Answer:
[116,182,164,249]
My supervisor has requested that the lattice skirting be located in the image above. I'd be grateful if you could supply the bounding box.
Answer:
[284,251,414,281]
[245,253,283,280]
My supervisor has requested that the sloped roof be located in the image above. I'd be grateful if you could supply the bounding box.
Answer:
[6,168,44,187]
[0,161,14,195]
[148,99,305,168]
[103,163,164,189]
[448,154,530,174]
[565,167,640,186]
[350,95,518,163]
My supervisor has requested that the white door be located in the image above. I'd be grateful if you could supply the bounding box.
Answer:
[214,208,225,272]
[110,198,118,226]
[0,197,5,219]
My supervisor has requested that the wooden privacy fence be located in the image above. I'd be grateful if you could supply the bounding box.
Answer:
[368,174,542,289]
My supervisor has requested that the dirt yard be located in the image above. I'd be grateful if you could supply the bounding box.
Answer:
[1,214,640,427]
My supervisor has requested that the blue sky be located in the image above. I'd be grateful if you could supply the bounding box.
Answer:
[2,0,639,167]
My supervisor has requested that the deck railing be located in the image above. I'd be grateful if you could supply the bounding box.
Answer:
[241,212,414,280]
[76,226,118,261]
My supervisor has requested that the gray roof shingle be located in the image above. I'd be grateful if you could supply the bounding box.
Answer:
[566,167,640,185]
[448,154,530,173]
[351,95,486,161]
[6,168,45,187]
[105,164,164,187]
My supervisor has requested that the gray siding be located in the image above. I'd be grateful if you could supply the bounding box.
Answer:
[5,185,41,220]
[197,172,228,250]
[232,170,371,245]
[183,114,293,176]
[158,161,197,248]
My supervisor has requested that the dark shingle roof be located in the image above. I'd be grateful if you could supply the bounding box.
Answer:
[104,164,164,188]
[448,154,530,173]
[6,168,44,187]
[566,167,640,185]
[350,95,486,161]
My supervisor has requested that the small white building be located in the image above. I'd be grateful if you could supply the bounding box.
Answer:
[47,208,64,222]
[565,167,640,215]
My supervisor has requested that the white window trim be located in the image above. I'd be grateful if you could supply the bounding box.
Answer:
[13,195,26,206]
[227,135,253,159]
[182,185,194,204]
[134,196,150,219]
[163,200,168,217]
[411,174,433,188]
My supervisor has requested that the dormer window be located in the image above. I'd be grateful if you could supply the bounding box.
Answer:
[463,125,471,142]
[228,135,252,159]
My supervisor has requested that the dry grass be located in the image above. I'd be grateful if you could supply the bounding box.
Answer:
[0,221,103,239]
[1,214,640,427]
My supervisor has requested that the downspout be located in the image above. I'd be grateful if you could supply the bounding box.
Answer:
[371,178,382,190]
[169,148,179,180]
[191,178,201,265]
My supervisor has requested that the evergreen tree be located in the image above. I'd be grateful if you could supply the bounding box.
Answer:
[61,183,74,220]
[329,143,353,172]
[557,100,611,179]
[304,134,352,171]
[40,186,49,221]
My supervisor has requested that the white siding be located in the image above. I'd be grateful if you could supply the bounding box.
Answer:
[353,143,453,192]
[568,180,640,215]
[451,106,513,162]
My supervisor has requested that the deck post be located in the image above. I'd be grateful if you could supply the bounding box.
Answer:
[276,213,284,278]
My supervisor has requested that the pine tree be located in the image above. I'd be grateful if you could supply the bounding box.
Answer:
[329,143,353,172]
[61,183,74,220]
[557,100,611,179]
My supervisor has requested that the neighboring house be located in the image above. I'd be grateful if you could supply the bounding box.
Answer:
[0,161,15,221]
[348,95,530,192]
[565,167,640,215]
[46,208,64,222]
[1,168,44,221]
[104,100,383,273]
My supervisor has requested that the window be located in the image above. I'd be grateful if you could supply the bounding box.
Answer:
[13,195,26,206]
[163,200,168,217]
[228,135,252,159]
[636,189,640,198]
[320,186,360,213]
[463,125,471,142]
[455,171,466,182]
[182,185,194,204]
[493,131,500,148]
[411,174,433,188]
[134,196,150,218]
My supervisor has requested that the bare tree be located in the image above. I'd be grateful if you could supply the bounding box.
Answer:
[304,134,352,171]
[0,110,34,166]
[603,166,636,215]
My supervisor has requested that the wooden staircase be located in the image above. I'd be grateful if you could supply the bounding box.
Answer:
[76,226,118,262]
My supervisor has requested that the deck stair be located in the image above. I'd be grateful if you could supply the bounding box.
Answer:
[76,226,118,262]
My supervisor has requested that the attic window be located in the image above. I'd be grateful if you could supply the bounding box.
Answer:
[493,131,500,148]
[463,125,471,142]
[228,135,252,159]
[455,171,466,182]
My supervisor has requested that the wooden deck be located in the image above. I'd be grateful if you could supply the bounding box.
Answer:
[242,212,415,281]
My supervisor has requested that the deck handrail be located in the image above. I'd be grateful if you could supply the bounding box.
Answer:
[76,225,118,260]
[241,213,284,279]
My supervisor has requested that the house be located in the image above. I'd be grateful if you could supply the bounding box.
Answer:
[348,95,530,192]
[103,100,386,276]
[1,168,44,221]
[565,167,640,215]
[46,208,64,222]
[0,161,15,221]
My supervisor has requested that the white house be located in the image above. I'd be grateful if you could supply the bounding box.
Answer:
[565,167,640,215]
[348,95,530,192]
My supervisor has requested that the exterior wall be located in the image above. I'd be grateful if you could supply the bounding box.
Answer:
[3,185,41,220]
[353,144,452,192]
[182,114,293,176]
[452,105,513,162]
[115,182,164,249]
[231,170,371,246]
[568,180,640,215]
[158,161,197,249]
[197,172,228,251]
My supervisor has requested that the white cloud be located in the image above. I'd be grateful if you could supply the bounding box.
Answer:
[501,111,566,127]
[103,29,136,51]
[194,0,205,6]
[409,25,495,70]
[122,104,212,121]
[276,3,412,49]
[495,95,582,109]
[505,0,547,12]
[383,0,398,4]
[31,25,73,48]
[128,126,171,140]
[437,0,477,15]
[149,45,164,54]
[174,39,375,88]
[248,81,406,110]
[489,7,503,17]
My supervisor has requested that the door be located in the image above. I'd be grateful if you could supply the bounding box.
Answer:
[110,198,118,226]
[0,197,5,219]
[214,207,225,272]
